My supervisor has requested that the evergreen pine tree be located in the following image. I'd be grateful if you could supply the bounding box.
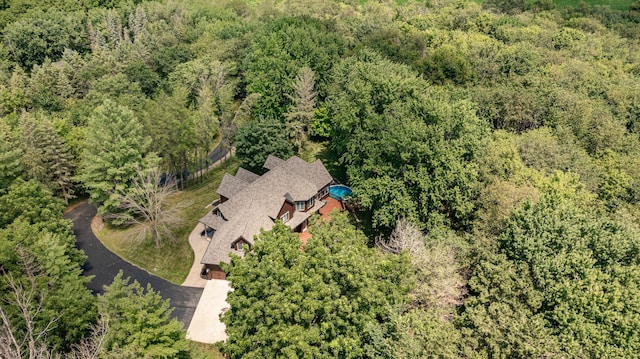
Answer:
[19,115,75,203]
[0,121,22,193]
[284,67,317,153]
[78,99,151,219]
[99,272,189,359]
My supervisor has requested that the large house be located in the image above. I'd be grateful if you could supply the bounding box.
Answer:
[198,155,335,279]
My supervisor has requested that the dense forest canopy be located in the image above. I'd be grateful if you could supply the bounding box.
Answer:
[1,0,640,357]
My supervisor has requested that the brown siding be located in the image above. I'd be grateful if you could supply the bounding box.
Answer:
[205,264,226,280]
[220,196,228,204]
[277,201,294,221]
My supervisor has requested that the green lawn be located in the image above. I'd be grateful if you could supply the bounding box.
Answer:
[299,140,327,162]
[550,0,632,9]
[471,0,633,9]
[188,341,225,359]
[94,158,240,284]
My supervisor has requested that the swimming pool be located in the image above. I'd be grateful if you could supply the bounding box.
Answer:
[329,185,353,200]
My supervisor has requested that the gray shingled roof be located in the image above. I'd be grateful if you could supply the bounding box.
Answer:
[309,160,334,188]
[198,211,226,230]
[201,210,273,265]
[263,154,285,170]
[216,173,248,199]
[288,201,326,229]
[200,156,333,265]
[235,167,260,183]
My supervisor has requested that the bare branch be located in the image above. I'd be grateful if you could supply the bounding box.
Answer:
[0,302,22,359]
[377,219,467,314]
[1,272,61,359]
[375,218,422,255]
[109,166,189,248]
[68,316,108,359]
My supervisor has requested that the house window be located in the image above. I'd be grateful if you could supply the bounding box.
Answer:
[306,197,314,209]
[317,186,329,199]
[295,201,305,211]
[280,211,290,223]
[232,240,247,250]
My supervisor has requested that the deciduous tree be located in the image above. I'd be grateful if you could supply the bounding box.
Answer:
[219,93,261,162]
[242,16,343,119]
[234,118,293,173]
[221,213,412,358]
[0,221,96,352]
[461,193,640,357]
[3,9,88,70]
[109,166,187,248]
[140,90,197,188]
[328,50,488,230]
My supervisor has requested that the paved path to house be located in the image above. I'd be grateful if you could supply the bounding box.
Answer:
[181,223,209,288]
[183,222,234,343]
[186,279,232,343]
[64,202,204,328]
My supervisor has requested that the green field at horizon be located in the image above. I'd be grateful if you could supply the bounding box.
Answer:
[470,0,633,10]
[545,0,631,9]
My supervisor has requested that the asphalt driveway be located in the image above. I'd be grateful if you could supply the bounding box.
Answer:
[207,142,228,164]
[64,202,203,327]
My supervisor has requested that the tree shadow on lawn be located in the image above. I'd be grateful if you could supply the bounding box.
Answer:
[315,139,348,184]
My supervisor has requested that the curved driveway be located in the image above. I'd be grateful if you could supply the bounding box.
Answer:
[207,142,228,164]
[64,202,203,327]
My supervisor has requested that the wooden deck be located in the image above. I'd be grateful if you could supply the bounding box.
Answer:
[319,197,344,220]
[298,197,345,245]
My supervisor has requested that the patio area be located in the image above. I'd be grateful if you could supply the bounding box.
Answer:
[298,197,345,245]
[319,197,345,219]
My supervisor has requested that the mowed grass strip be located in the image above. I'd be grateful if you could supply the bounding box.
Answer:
[188,341,225,359]
[94,159,239,284]
[470,0,633,9]
[551,0,632,9]
[299,140,327,163]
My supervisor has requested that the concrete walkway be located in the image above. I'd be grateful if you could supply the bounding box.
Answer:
[183,148,234,287]
[181,223,209,288]
[186,279,233,343]
[182,222,234,343]
[181,183,232,342]
[182,153,237,341]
